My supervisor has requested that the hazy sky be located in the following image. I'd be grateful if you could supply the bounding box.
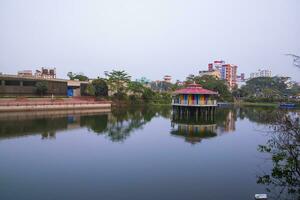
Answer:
[0,0,299,81]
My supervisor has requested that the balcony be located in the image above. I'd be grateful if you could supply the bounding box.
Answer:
[172,99,217,107]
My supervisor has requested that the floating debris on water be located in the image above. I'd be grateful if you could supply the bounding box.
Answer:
[255,194,267,200]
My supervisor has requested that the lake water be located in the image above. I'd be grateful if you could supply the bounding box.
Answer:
[0,106,297,200]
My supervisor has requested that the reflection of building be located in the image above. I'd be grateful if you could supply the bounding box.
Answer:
[171,123,217,144]
[218,110,236,133]
[171,108,237,144]
[0,110,110,140]
[171,112,217,144]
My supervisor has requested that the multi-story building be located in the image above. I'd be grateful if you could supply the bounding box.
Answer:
[16,67,57,79]
[35,67,56,79]
[199,70,220,79]
[250,69,271,79]
[150,75,173,92]
[208,60,225,72]
[238,73,245,81]
[207,60,238,89]
[18,70,33,77]
[163,75,172,83]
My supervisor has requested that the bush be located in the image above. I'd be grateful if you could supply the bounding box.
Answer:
[92,79,108,97]
[36,82,48,96]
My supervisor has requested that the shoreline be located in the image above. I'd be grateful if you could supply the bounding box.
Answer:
[0,103,111,112]
[0,98,111,112]
[233,102,278,107]
[0,98,299,112]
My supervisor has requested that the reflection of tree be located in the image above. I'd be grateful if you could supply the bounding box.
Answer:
[238,106,283,125]
[82,106,171,142]
[0,117,69,139]
[41,131,56,139]
[80,115,108,133]
[0,106,172,142]
[106,106,172,142]
[257,114,300,199]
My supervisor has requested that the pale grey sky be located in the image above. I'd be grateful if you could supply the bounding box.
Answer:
[0,0,299,81]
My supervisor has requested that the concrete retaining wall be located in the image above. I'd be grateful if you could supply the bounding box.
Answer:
[0,103,111,112]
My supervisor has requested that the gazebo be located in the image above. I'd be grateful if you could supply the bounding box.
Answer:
[172,83,218,117]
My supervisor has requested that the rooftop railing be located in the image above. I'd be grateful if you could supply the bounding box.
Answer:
[172,99,217,106]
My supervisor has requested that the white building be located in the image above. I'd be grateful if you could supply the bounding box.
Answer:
[163,75,172,83]
[250,69,271,79]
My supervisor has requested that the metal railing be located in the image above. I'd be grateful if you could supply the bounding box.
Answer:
[172,100,217,106]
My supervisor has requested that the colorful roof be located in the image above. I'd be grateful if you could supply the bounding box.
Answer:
[173,83,218,95]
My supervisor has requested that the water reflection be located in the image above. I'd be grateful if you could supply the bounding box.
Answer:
[0,106,295,143]
[170,108,237,144]
[171,116,217,144]
[0,106,172,142]
[0,106,300,199]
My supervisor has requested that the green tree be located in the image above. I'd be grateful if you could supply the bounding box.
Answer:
[85,79,108,97]
[85,83,95,96]
[141,87,156,103]
[128,81,144,95]
[257,115,300,199]
[67,72,89,81]
[240,76,289,99]
[105,70,131,100]
[92,78,108,97]
[188,75,233,102]
[36,81,48,96]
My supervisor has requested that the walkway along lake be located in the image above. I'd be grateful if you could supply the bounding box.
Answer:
[0,106,299,200]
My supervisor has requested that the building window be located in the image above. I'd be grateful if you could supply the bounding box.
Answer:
[5,80,20,86]
[23,81,36,86]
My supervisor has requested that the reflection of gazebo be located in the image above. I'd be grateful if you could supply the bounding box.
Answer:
[171,119,217,144]
[172,83,218,117]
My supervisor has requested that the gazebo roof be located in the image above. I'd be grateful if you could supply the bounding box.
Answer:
[173,83,218,95]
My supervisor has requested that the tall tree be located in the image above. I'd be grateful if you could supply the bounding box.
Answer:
[105,70,131,99]
[240,76,290,99]
[128,81,144,95]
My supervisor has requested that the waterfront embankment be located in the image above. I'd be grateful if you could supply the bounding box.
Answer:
[0,97,111,112]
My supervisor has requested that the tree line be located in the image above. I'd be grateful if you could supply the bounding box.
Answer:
[71,70,172,104]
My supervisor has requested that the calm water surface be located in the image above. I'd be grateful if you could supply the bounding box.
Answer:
[0,106,297,200]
